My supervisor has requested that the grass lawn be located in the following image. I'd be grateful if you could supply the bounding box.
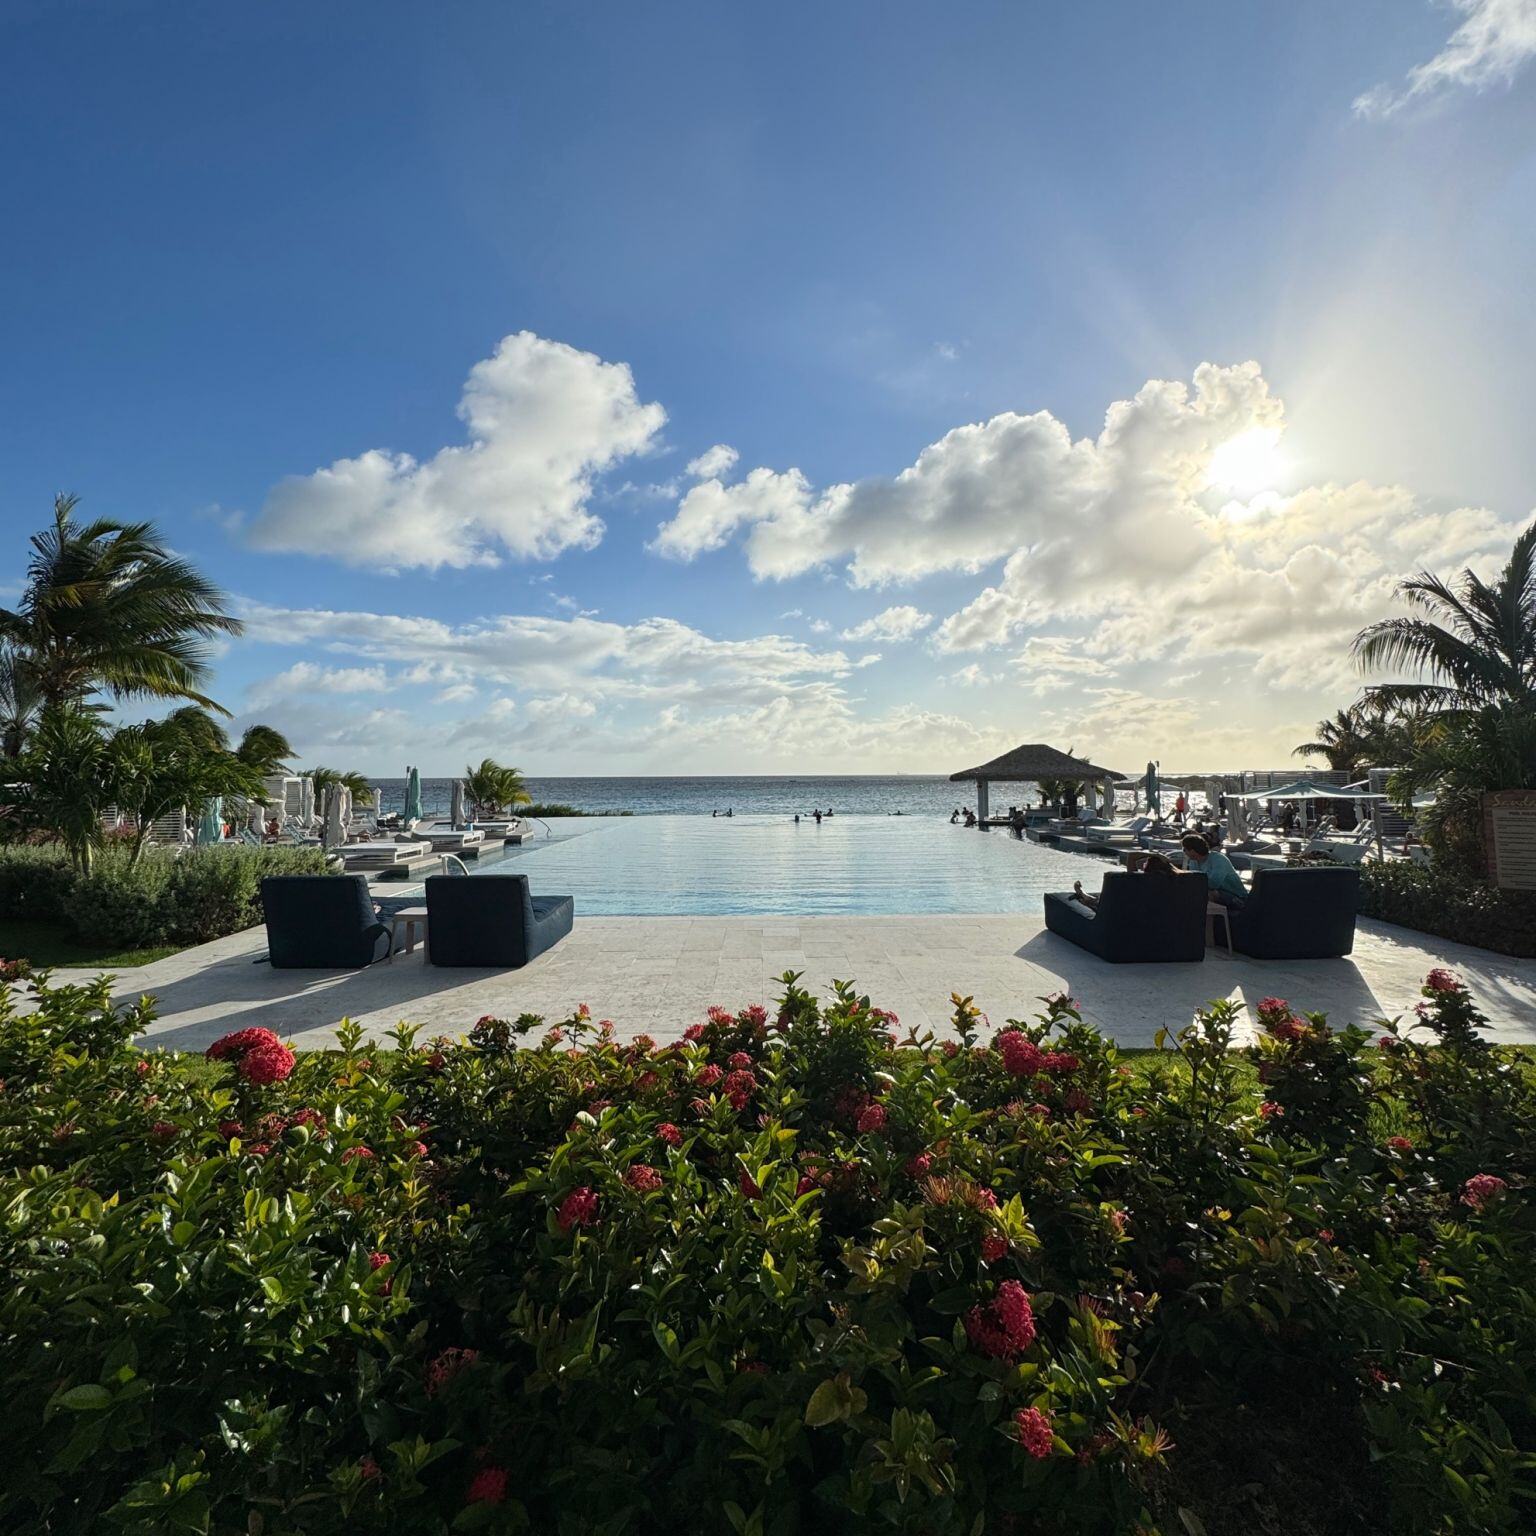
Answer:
[0,918,180,969]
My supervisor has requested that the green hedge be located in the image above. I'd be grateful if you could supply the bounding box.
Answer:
[1359,859,1536,957]
[1,971,1532,1534]
[0,844,330,952]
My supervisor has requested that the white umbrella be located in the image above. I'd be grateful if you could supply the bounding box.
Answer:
[249,801,266,838]
[451,779,466,829]
[323,787,345,848]
[299,775,316,829]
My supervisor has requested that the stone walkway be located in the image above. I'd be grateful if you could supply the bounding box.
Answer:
[48,913,1536,1052]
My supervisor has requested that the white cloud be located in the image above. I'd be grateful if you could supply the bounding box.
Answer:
[652,361,1284,587]
[686,443,739,480]
[1354,0,1536,118]
[249,332,665,570]
[245,660,390,709]
[839,605,935,642]
[650,465,813,562]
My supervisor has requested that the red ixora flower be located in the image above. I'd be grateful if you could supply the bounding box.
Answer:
[465,1466,508,1505]
[997,1030,1043,1079]
[695,1064,724,1089]
[368,1251,393,1295]
[342,1145,375,1162]
[1461,1173,1508,1211]
[981,1233,1008,1264]
[557,1186,599,1232]
[1424,968,1463,994]
[905,1151,933,1178]
[624,1164,663,1193]
[1040,1050,1080,1074]
[965,1280,1037,1360]
[1258,1101,1283,1119]
[424,1346,479,1396]
[206,1026,282,1061]
[240,1041,297,1086]
[359,1454,381,1482]
[218,1119,244,1140]
[135,1058,152,1078]
[1386,1136,1413,1152]
[856,1102,888,1134]
[707,1005,735,1026]
[682,1023,707,1043]
[744,1004,768,1027]
[656,1121,682,1147]
[728,1051,753,1070]
[150,1120,177,1140]
[941,1040,960,1059]
[1013,1405,1054,1459]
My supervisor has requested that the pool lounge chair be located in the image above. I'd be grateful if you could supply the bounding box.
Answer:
[1228,866,1360,959]
[261,874,391,968]
[1043,871,1208,963]
[425,873,574,967]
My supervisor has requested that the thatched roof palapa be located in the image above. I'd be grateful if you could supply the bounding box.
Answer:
[949,743,1124,783]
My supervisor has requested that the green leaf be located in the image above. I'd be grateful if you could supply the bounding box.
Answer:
[57,1384,112,1412]
[804,1379,845,1427]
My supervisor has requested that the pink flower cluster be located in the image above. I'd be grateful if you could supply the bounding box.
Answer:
[624,1164,662,1193]
[424,1346,479,1397]
[1013,1405,1054,1459]
[1424,968,1463,994]
[466,1466,508,1505]
[981,1233,1008,1264]
[368,1251,392,1295]
[997,1030,1043,1078]
[964,1280,1037,1360]
[205,1027,295,1085]
[656,1121,682,1147]
[856,1102,888,1134]
[1460,1173,1508,1211]
[557,1186,599,1232]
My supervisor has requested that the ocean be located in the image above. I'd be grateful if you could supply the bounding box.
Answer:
[365,775,1050,820]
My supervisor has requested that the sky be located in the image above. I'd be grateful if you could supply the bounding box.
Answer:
[2,0,1535,776]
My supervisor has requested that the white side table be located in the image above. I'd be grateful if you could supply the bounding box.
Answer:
[389,906,429,959]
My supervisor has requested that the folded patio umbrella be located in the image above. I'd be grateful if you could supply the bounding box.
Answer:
[1145,761,1159,814]
[451,779,466,829]
[299,775,315,828]
[404,766,424,824]
[196,797,223,845]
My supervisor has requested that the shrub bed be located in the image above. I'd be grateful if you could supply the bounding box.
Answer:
[0,844,331,954]
[1,972,1532,1535]
[1359,859,1536,957]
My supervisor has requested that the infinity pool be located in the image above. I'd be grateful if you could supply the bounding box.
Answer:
[474,815,1103,916]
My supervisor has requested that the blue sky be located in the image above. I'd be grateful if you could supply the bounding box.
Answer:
[3,0,1534,775]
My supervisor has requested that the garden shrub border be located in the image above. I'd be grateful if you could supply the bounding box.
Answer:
[1358,859,1536,958]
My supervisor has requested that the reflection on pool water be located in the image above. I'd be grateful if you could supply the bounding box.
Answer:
[470,815,1105,916]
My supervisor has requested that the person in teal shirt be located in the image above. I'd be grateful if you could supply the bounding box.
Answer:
[1181,833,1247,908]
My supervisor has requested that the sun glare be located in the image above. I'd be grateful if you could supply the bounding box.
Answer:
[1207,426,1285,497]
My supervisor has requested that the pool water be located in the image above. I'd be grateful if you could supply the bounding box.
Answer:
[471,815,1105,916]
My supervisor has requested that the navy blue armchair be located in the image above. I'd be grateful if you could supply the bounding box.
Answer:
[425,873,574,967]
[1229,866,1360,959]
[261,875,391,969]
[1043,871,1208,963]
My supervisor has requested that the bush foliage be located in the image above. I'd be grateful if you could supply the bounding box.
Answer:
[0,844,330,953]
[1,971,1533,1535]
[1359,858,1536,958]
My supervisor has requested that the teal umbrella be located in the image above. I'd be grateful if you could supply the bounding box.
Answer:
[404,765,423,823]
[1145,761,1160,815]
[195,796,223,845]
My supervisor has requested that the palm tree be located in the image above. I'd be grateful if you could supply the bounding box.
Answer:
[0,645,42,757]
[235,724,294,778]
[0,495,243,714]
[464,758,531,818]
[0,706,121,873]
[1353,519,1536,874]
[305,766,374,802]
[1293,707,1375,775]
[1354,519,1536,716]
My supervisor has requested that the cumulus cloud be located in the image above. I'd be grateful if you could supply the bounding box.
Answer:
[839,605,934,642]
[245,660,390,709]
[652,361,1284,587]
[687,443,739,479]
[1354,0,1536,118]
[249,332,665,570]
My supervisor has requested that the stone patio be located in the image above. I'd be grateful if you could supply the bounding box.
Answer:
[49,912,1536,1052]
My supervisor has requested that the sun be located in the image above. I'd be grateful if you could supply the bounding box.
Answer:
[1207,426,1285,497]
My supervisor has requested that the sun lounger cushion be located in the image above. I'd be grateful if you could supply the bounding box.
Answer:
[261,875,391,969]
[1228,866,1360,959]
[1043,871,1208,963]
[425,873,574,967]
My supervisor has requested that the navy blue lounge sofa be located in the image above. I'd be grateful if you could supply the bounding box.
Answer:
[261,875,391,969]
[1043,871,1208,963]
[1228,865,1360,959]
[425,873,574,967]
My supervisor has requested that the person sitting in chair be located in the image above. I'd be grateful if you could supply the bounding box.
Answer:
[1073,853,1176,908]
[1180,833,1246,909]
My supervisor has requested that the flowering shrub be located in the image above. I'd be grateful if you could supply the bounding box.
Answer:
[0,970,1532,1535]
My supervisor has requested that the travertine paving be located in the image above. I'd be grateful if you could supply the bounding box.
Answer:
[49,913,1536,1052]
